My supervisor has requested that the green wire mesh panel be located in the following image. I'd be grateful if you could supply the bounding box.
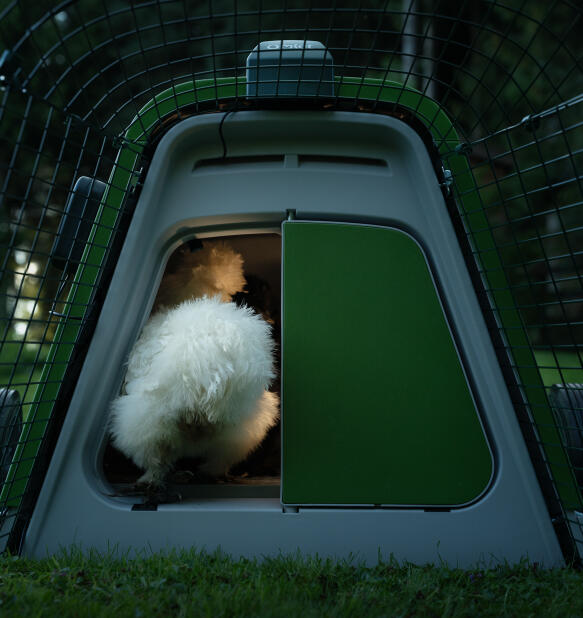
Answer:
[0,1,581,557]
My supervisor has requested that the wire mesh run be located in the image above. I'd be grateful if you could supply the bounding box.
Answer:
[441,91,583,562]
[0,1,582,559]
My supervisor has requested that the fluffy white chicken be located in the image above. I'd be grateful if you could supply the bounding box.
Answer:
[109,241,279,490]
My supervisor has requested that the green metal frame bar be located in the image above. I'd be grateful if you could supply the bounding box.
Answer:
[2,75,578,518]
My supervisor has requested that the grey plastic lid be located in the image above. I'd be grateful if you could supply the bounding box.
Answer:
[50,176,107,274]
[246,40,334,97]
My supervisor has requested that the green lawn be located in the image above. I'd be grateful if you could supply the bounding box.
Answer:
[1,548,583,617]
[534,350,583,387]
[0,341,48,418]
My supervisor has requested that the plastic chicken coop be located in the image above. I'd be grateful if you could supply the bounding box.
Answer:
[0,1,582,568]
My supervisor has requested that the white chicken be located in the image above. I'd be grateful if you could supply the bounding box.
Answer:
[108,241,279,491]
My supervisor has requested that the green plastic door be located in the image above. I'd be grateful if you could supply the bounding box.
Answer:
[282,222,493,506]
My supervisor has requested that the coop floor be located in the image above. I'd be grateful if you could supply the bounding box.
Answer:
[112,477,281,500]
[103,438,281,499]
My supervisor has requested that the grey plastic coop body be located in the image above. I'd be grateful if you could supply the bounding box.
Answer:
[15,42,567,566]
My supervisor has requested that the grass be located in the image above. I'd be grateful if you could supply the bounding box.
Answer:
[0,340,49,420]
[534,350,583,387]
[1,548,583,617]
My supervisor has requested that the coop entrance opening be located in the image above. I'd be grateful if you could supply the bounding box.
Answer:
[103,233,281,499]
